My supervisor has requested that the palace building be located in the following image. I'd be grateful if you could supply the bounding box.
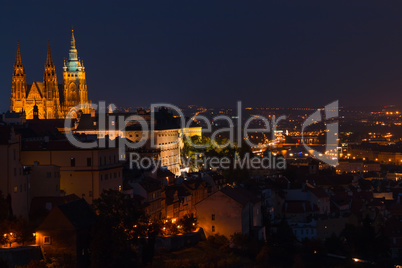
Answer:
[10,30,90,119]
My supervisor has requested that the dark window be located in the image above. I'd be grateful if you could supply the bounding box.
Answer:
[44,236,51,244]
[87,158,92,167]
[46,172,51,178]
[70,158,75,167]
[212,214,215,221]
[212,226,215,232]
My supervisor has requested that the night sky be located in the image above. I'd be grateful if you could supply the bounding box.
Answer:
[1,1,402,111]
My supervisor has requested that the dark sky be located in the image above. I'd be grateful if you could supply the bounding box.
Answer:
[1,1,402,111]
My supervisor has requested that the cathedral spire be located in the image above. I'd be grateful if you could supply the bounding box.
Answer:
[68,28,78,63]
[15,41,23,66]
[65,28,82,72]
[46,41,54,66]
[63,28,89,115]
[13,42,25,75]
[11,41,27,111]
[71,28,76,49]
[44,40,59,104]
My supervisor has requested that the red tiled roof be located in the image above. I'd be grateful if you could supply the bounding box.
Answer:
[29,194,80,216]
[138,177,163,193]
[220,186,260,206]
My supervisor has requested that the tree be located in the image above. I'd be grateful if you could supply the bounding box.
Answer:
[90,190,155,267]
[207,234,229,251]
[266,219,297,267]
[340,216,389,260]
[0,218,34,247]
[178,213,197,233]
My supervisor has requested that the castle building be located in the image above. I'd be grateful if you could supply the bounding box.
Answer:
[10,30,90,119]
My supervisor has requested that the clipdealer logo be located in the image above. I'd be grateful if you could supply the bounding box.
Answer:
[64,101,339,170]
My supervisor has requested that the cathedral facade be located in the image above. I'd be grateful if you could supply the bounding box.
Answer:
[10,30,90,119]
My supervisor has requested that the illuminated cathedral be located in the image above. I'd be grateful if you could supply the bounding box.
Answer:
[10,30,90,119]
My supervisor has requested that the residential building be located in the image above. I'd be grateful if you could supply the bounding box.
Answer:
[195,187,265,240]
[0,126,30,218]
[29,164,61,200]
[165,185,192,220]
[21,139,123,204]
[131,177,166,219]
[35,199,96,267]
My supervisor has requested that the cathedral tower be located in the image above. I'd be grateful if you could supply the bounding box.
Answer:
[10,30,91,119]
[11,42,27,113]
[43,42,61,118]
[63,29,89,115]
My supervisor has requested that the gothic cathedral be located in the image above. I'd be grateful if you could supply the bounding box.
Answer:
[10,30,90,119]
